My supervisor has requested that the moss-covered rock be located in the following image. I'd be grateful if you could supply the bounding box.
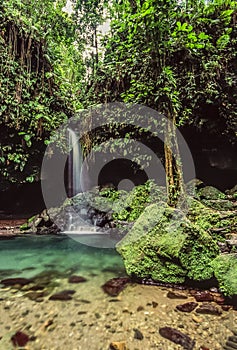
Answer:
[187,198,237,235]
[211,254,237,296]
[201,199,235,211]
[198,186,226,200]
[116,203,219,284]
[112,181,166,222]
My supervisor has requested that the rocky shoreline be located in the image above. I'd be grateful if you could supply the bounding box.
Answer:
[0,219,28,237]
[0,272,236,350]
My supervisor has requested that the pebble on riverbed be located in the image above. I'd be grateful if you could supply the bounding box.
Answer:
[1,278,32,287]
[133,328,144,340]
[49,290,76,301]
[68,275,87,283]
[11,331,29,347]
[167,291,188,299]
[195,302,222,316]
[102,277,130,296]
[159,326,195,350]
[176,302,198,313]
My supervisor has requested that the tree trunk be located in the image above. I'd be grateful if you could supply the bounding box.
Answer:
[164,108,186,207]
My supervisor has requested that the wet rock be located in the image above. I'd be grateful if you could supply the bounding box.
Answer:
[1,277,32,287]
[133,328,144,340]
[167,291,188,299]
[102,277,130,296]
[190,290,214,302]
[109,341,126,350]
[49,290,75,301]
[222,305,232,311]
[11,331,29,347]
[213,294,225,305]
[137,305,144,312]
[159,327,195,350]
[176,302,198,313]
[200,347,210,350]
[68,275,87,283]
[195,303,222,316]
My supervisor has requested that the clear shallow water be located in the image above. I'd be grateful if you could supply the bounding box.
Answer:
[0,235,125,280]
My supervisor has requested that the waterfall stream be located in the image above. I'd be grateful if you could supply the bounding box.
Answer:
[68,128,83,197]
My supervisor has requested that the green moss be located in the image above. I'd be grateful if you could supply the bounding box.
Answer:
[198,186,226,200]
[20,215,36,231]
[187,198,236,236]
[179,228,219,280]
[20,222,30,231]
[112,181,166,222]
[117,202,219,284]
[118,233,187,284]
[28,215,36,223]
[211,254,237,296]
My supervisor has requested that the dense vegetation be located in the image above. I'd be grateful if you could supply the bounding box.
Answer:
[0,0,237,200]
[0,0,83,183]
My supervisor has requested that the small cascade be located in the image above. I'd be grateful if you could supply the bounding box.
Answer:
[65,128,111,237]
[68,128,83,197]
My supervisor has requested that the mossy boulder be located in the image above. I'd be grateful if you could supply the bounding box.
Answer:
[211,254,237,296]
[116,203,219,284]
[201,199,235,211]
[187,198,237,235]
[198,186,226,200]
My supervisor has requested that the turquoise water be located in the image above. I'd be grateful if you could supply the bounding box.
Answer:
[0,235,125,280]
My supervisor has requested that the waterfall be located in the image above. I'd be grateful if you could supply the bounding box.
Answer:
[68,128,83,197]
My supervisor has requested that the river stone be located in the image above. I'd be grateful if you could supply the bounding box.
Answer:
[11,331,29,347]
[133,328,144,340]
[176,302,198,313]
[190,290,214,302]
[102,277,130,296]
[1,277,32,287]
[49,290,75,301]
[195,302,222,316]
[159,326,195,349]
[68,275,87,283]
[167,291,188,299]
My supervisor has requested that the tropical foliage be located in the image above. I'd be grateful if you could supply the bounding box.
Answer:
[0,0,237,200]
[0,0,83,183]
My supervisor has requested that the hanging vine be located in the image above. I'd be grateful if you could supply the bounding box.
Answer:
[0,0,84,184]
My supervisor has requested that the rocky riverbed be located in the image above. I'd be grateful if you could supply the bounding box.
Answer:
[0,271,236,350]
